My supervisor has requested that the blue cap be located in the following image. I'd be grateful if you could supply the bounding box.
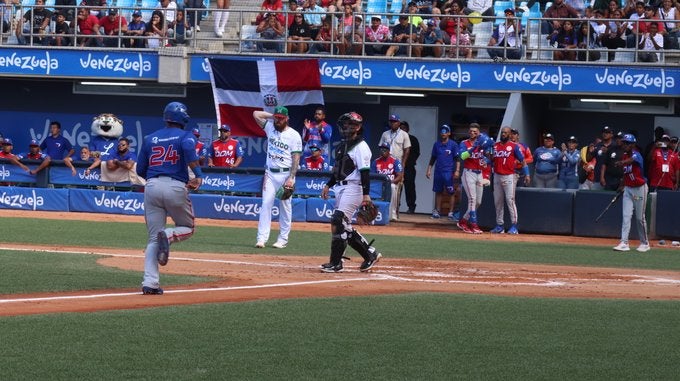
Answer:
[191,128,200,136]
[622,134,637,143]
[309,143,320,151]
[388,114,400,122]
[29,139,39,146]
[219,124,231,131]
[2,138,12,145]
[378,143,390,150]
[440,124,451,134]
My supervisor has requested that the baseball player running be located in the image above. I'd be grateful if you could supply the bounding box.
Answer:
[253,106,302,249]
[490,126,530,234]
[320,112,382,273]
[136,101,203,295]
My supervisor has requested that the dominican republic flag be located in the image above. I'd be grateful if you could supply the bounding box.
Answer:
[208,59,324,137]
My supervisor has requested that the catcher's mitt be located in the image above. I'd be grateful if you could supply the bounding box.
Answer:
[356,201,378,225]
[276,184,295,200]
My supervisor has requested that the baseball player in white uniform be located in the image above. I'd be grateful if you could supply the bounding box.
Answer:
[253,106,302,249]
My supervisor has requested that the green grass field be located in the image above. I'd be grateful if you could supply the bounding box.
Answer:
[1,217,680,380]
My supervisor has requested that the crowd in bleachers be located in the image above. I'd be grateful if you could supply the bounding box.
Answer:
[0,0,677,61]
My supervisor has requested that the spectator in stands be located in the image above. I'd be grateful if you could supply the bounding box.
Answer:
[601,8,627,60]
[49,11,73,46]
[425,125,459,221]
[0,139,31,172]
[185,0,205,32]
[406,1,427,31]
[447,21,471,58]
[339,11,363,55]
[287,12,312,52]
[213,0,231,37]
[208,124,244,168]
[256,12,285,52]
[301,143,328,170]
[79,0,107,18]
[373,143,404,221]
[621,0,638,18]
[400,121,420,214]
[647,134,679,191]
[156,0,176,28]
[416,19,444,57]
[576,19,602,61]
[439,2,468,43]
[144,10,166,48]
[385,15,417,56]
[550,19,578,60]
[658,0,679,50]
[124,11,146,47]
[286,0,300,26]
[463,0,493,20]
[521,0,551,13]
[1,0,13,34]
[336,0,360,13]
[307,16,337,53]
[100,8,128,47]
[55,0,76,22]
[106,137,137,172]
[543,0,580,34]
[625,1,647,47]
[302,106,332,163]
[168,8,192,46]
[40,121,77,176]
[533,133,561,188]
[557,136,580,190]
[566,0,586,15]
[16,0,52,46]
[74,8,104,47]
[637,21,664,61]
[365,16,392,55]
[257,0,285,25]
[304,0,326,38]
[587,127,615,191]
[487,8,523,60]
[603,0,621,18]
[510,129,533,187]
[79,146,95,162]
[17,140,50,174]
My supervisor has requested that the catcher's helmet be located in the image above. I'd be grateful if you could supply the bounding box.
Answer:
[163,102,190,127]
[337,112,363,139]
[622,134,637,144]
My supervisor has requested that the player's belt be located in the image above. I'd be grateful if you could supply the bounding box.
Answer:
[338,180,359,185]
[463,168,481,174]
[268,167,290,173]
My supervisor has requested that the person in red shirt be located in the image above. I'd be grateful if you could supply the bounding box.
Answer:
[0,138,30,172]
[302,144,328,171]
[99,8,128,47]
[612,134,650,252]
[510,129,533,187]
[16,139,50,175]
[646,135,679,192]
[208,124,244,168]
[373,143,404,222]
[457,123,486,233]
[489,126,530,235]
[191,128,207,166]
[74,8,103,47]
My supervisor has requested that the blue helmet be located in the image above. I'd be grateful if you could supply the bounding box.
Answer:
[622,134,636,144]
[163,102,189,127]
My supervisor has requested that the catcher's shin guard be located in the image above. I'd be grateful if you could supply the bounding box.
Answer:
[348,229,376,261]
[330,210,349,264]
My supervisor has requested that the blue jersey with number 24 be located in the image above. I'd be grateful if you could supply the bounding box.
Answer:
[136,127,199,183]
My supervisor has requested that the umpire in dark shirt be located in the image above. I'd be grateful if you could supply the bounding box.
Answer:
[400,121,420,214]
[600,131,625,191]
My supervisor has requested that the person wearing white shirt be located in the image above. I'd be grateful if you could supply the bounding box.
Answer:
[637,21,664,62]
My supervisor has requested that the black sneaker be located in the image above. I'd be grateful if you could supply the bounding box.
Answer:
[142,286,164,295]
[360,252,382,272]
[320,262,343,273]
[157,230,170,266]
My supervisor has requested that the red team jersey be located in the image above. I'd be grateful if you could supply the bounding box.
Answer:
[648,148,679,189]
[374,156,402,181]
[304,156,327,171]
[0,152,16,159]
[461,140,485,171]
[622,150,647,187]
[209,138,243,167]
[493,141,524,175]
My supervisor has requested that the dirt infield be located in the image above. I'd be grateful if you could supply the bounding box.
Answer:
[2,210,680,316]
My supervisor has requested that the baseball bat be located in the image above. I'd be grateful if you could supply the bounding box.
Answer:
[595,191,623,223]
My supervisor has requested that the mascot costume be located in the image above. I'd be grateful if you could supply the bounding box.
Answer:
[90,114,145,185]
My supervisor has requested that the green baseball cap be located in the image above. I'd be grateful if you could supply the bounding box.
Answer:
[273,106,288,117]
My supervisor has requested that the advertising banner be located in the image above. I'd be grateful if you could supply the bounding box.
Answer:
[0,187,68,211]
[69,188,145,215]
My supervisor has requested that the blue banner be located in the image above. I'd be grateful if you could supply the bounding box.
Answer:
[305,198,389,225]
[50,166,106,186]
[191,194,307,221]
[190,56,679,96]
[0,48,158,79]
[0,162,36,183]
[199,172,262,193]
[69,189,145,215]
[0,187,68,211]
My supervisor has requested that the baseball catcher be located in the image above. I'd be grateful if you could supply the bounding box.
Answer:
[319,112,382,273]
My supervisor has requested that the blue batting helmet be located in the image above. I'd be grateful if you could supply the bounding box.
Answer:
[622,134,637,144]
[163,102,189,127]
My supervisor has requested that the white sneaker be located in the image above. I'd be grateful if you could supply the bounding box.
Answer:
[613,242,630,252]
[272,240,287,249]
[636,244,650,252]
[255,241,265,248]
[215,29,223,37]
[195,25,201,32]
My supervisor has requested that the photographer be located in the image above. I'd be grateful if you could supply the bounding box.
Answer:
[256,12,285,53]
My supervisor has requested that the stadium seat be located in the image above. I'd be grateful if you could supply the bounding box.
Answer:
[115,0,137,20]
[366,0,388,24]
[473,21,493,58]
[613,50,635,63]
[388,0,404,24]
[240,24,259,51]
[538,33,553,60]
[493,0,514,13]
[494,10,505,25]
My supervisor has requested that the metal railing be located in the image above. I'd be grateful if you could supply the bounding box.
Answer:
[0,4,672,64]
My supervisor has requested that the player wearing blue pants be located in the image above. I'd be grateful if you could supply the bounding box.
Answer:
[136,102,203,295]
[425,125,460,221]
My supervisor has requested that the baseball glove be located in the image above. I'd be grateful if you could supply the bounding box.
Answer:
[276,184,295,200]
[356,201,378,225]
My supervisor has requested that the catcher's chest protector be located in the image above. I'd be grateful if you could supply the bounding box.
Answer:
[333,139,362,180]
